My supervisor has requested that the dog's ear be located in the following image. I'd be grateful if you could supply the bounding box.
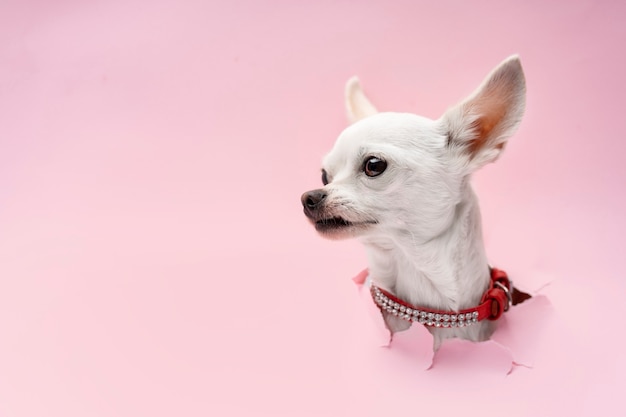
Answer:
[345,76,378,123]
[442,55,526,171]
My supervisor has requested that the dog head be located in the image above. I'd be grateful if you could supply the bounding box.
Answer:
[301,56,526,243]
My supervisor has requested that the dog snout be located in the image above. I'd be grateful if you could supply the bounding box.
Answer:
[301,189,327,217]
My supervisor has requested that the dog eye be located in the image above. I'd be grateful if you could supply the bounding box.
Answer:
[364,157,387,177]
[321,169,329,185]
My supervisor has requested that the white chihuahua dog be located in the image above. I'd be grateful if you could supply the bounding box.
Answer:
[302,56,527,349]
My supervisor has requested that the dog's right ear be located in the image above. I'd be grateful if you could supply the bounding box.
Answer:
[345,76,378,123]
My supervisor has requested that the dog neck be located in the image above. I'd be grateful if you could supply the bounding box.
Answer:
[362,185,490,314]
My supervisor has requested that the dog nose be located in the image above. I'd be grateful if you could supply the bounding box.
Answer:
[301,190,327,212]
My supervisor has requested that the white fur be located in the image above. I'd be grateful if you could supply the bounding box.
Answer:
[307,56,526,349]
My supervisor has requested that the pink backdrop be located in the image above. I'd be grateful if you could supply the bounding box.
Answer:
[2,0,625,415]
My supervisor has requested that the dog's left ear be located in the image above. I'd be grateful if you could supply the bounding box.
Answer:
[345,76,378,123]
[442,55,526,172]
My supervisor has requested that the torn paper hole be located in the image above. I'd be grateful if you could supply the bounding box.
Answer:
[352,269,556,375]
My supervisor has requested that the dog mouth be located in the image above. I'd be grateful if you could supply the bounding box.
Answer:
[315,217,353,229]
[313,216,376,233]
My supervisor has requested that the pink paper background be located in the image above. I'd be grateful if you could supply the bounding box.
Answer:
[2,0,625,415]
